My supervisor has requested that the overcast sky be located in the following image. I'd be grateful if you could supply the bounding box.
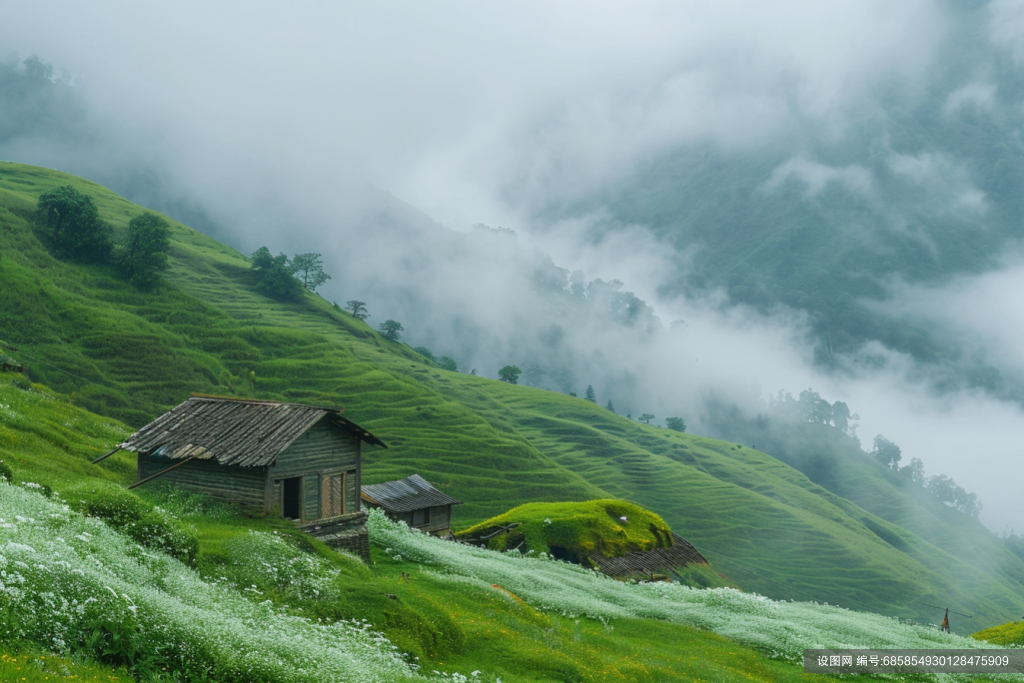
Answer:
[3,1,1024,532]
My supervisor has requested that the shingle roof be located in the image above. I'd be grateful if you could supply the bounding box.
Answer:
[119,395,385,467]
[361,474,462,513]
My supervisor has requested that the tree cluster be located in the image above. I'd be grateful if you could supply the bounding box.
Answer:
[413,346,458,372]
[924,473,982,518]
[36,187,171,290]
[1003,530,1024,563]
[767,388,981,518]
[250,247,302,300]
[769,389,859,437]
[249,248,332,301]
[871,434,980,517]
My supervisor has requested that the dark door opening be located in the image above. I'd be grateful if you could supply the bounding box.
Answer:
[282,477,302,520]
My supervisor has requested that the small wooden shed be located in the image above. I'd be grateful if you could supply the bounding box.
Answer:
[119,395,386,556]
[361,474,462,536]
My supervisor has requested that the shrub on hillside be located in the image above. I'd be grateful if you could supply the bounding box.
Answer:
[250,246,302,301]
[0,459,12,483]
[36,185,113,263]
[115,212,170,290]
[66,485,198,564]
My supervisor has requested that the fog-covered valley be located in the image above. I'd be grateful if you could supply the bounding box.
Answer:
[2,0,1023,533]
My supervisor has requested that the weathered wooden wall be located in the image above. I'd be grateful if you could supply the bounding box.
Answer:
[383,504,452,535]
[270,417,360,521]
[137,453,266,506]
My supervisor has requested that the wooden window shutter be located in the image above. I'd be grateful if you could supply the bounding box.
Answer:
[320,473,346,518]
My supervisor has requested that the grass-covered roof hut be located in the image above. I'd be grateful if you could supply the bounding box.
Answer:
[120,396,386,552]
[361,473,462,536]
[457,500,729,587]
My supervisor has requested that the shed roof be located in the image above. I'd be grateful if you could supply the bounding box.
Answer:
[361,474,462,513]
[119,395,386,467]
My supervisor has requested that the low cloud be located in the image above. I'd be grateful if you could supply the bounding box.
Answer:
[886,151,988,215]
[762,157,874,197]
[989,0,1024,63]
[943,82,997,115]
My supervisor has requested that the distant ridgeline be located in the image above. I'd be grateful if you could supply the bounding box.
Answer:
[705,388,983,518]
[534,2,1024,402]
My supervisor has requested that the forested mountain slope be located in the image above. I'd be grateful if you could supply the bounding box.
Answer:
[541,2,1024,396]
[2,161,1023,632]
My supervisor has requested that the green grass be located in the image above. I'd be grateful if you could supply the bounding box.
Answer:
[456,499,736,588]
[368,548,853,683]
[456,499,673,558]
[2,160,1024,636]
[0,380,866,682]
[972,620,1024,647]
[0,648,136,682]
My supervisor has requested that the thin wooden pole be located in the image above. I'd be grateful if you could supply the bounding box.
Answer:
[91,447,121,465]
[127,453,202,490]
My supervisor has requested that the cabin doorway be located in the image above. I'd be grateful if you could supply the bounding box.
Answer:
[281,477,303,520]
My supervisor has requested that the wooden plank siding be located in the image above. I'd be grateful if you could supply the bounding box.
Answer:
[269,417,361,521]
[387,504,452,535]
[133,411,371,522]
[137,453,267,506]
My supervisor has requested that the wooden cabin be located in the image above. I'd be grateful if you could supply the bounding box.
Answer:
[119,395,386,558]
[361,474,462,536]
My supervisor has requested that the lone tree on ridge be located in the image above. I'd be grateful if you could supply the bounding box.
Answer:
[665,417,687,433]
[291,252,331,292]
[378,319,404,341]
[346,300,369,320]
[498,365,521,384]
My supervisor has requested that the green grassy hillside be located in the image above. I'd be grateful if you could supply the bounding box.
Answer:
[0,375,864,683]
[705,409,1024,632]
[457,500,673,558]
[2,161,1024,634]
[972,621,1024,647]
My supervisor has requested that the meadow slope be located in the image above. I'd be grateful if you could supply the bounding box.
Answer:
[2,161,1024,631]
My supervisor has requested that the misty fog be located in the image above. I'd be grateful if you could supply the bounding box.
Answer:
[2,1,1023,532]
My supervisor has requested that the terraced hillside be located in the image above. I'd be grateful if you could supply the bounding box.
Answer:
[2,161,1024,632]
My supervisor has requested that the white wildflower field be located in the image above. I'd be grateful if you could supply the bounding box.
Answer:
[368,511,1004,662]
[2,470,1017,683]
[0,481,416,683]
